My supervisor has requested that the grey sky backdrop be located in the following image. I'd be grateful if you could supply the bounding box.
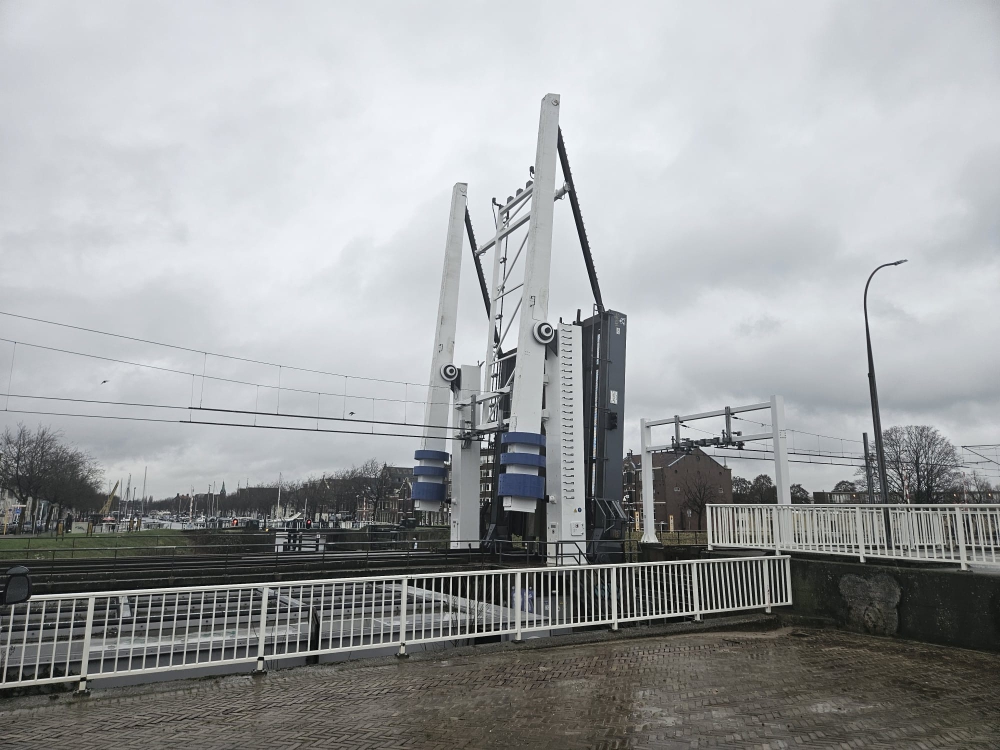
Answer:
[1,1,998,499]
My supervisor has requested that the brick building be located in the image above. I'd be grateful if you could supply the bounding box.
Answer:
[622,448,733,531]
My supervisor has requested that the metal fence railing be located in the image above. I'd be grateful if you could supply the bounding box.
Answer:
[707,504,1000,570]
[0,555,790,692]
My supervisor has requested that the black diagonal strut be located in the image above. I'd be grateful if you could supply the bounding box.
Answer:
[465,207,491,316]
[465,207,502,351]
[557,127,606,314]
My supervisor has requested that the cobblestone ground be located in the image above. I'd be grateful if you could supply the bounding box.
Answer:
[2,627,1000,749]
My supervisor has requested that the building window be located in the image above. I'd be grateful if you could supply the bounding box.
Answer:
[674,487,680,492]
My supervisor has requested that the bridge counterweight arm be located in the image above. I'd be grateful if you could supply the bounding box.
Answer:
[413,183,468,512]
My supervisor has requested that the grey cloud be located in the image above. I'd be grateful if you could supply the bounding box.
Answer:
[735,315,782,337]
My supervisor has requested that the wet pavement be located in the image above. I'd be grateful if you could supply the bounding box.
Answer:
[2,626,999,749]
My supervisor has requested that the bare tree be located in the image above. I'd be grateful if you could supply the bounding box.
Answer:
[0,424,104,531]
[680,471,716,529]
[0,424,60,530]
[856,425,962,503]
[968,471,996,503]
[353,460,399,523]
[38,444,103,529]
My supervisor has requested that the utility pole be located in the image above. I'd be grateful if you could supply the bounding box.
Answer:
[863,433,874,504]
[864,259,907,504]
[141,466,147,520]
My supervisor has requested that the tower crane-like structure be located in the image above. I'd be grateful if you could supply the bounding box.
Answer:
[412,94,627,565]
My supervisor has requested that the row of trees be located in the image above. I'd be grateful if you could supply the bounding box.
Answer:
[730,427,994,505]
[731,474,811,504]
[149,459,407,520]
[0,423,105,530]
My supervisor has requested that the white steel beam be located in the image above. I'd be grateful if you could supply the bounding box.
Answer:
[450,364,482,548]
[644,402,772,428]
[545,324,587,564]
[475,185,569,256]
[413,183,467,512]
[730,432,772,443]
[771,395,792,505]
[639,418,657,544]
[499,93,561,514]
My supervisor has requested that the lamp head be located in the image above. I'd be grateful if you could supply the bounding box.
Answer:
[893,259,908,266]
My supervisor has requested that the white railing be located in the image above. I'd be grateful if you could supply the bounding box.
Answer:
[707,504,1000,570]
[0,556,790,692]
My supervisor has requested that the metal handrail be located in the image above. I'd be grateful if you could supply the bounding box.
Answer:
[707,503,1000,570]
[0,554,792,693]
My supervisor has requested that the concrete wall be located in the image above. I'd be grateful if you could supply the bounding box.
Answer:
[787,555,1000,652]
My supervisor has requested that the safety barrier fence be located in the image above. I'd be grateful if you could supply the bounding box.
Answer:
[0,555,790,692]
[707,504,1000,570]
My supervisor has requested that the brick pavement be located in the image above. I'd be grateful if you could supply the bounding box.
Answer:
[2,627,999,749]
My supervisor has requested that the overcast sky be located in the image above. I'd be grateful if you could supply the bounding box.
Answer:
[1,1,998,500]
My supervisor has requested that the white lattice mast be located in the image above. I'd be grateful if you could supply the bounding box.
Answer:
[412,183,467,512]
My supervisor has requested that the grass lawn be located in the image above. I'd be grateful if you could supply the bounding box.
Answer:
[0,529,197,560]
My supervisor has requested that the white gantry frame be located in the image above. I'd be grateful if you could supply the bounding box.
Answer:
[638,396,790,544]
[414,94,592,564]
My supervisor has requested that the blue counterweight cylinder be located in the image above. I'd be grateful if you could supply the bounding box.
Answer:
[413,449,449,511]
[499,432,546,512]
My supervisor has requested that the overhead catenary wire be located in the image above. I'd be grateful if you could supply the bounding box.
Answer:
[0,310,452,393]
[788,428,863,444]
[963,446,1000,467]
[0,337,433,408]
[0,392,457,431]
[708,444,980,471]
[0,408,472,440]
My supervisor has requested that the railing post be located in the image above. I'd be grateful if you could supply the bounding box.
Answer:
[610,566,619,631]
[253,586,269,674]
[691,561,702,622]
[397,577,409,658]
[514,570,523,643]
[854,506,866,563]
[75,596,96,694]
[955,506,969,571]
[706,505,714,551]
[772,507,781,555]
[762,558,772,614]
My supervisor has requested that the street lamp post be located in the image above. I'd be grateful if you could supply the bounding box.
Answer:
[864,259,907,505]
